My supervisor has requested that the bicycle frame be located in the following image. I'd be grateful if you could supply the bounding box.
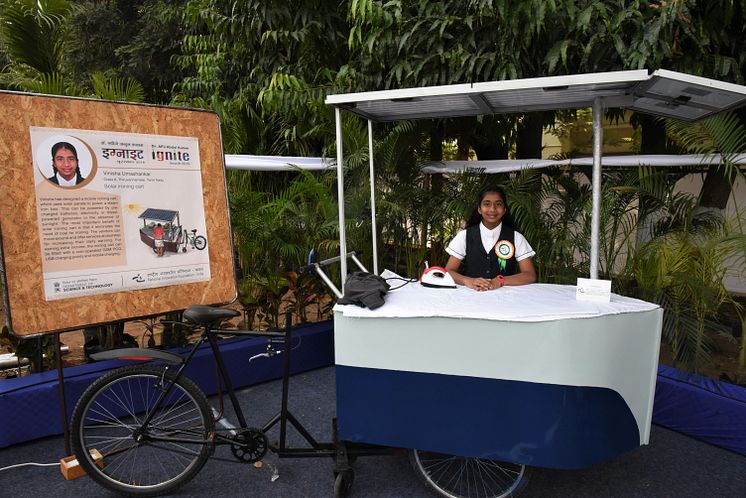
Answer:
[183,232,196,247]
[205,314,339,457]
[103,312,386,461]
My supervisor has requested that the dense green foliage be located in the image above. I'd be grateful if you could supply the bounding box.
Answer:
[1,1,745,376]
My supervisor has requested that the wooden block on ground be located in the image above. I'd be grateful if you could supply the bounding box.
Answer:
[60,448,103,480]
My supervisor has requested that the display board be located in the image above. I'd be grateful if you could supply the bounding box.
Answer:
[0,92,236,336]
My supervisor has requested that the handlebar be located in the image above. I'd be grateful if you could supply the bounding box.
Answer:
[316,252,355,267]
[248,335,290,362]
[302,249,369,298]
[249,349,283,362]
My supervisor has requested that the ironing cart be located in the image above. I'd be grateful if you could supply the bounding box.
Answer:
[138,208,182,253]
[332,273,662,495]
[318,69,746,495]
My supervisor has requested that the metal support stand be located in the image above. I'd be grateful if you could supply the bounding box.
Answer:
[333,418,351,472]
[55,332,71,456]
[262,311,325,454]
[35,336,43,372]
[332,417,354,497]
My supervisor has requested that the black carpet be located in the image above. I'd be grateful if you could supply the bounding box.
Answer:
[1,366,744,497]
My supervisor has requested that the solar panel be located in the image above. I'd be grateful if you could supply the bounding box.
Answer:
[326,69,746,123]
[138,208,179,223]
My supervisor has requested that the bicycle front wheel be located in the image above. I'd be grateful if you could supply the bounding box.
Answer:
[71,365,214,497]
[193,236,207,250]
[409,449,530,498]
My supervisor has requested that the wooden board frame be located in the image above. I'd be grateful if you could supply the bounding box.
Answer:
[0,91,237,337]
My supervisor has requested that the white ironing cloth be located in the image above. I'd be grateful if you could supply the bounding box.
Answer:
[333,270,658,322]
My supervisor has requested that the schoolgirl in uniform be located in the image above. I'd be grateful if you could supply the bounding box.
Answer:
[48,142,86,186]
[445,185,536,291]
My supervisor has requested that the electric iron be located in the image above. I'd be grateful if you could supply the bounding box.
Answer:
[420,262,456,289]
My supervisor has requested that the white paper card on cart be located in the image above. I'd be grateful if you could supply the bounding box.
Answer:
[576,278,612,302]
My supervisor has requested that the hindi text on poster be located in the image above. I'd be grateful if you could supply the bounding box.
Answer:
[30,126,211,301]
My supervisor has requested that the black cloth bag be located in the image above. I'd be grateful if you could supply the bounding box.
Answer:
[337,272,390,310]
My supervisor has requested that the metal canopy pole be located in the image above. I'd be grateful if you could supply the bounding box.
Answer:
[590,97,604,280]
[368,120,379,275]
[335,108,348,285]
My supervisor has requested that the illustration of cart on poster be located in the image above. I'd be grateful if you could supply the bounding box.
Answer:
[138,208,207,254]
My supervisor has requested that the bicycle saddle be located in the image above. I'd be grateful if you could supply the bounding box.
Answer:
[183,305,240,325]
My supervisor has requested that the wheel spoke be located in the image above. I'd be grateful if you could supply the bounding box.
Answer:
[411,450,529,498]
[73,366,212,494]
[86,396,135,430]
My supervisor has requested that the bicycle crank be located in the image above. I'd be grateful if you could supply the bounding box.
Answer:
[230,428,269,463]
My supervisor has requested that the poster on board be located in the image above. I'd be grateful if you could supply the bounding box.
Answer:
[0,92,236,336]
[29,127,211,301]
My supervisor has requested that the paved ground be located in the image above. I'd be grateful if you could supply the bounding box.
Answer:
[1,366,745,497]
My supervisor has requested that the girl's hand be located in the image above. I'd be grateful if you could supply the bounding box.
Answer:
[467,277,493,291]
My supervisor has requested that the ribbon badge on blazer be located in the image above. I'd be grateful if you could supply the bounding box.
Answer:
[495,240,515,271]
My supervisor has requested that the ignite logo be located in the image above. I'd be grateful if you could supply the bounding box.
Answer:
[152,150,191,162]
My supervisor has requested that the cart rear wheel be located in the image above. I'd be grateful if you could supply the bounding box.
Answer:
[409,449,530,498]
[334,469,354,498]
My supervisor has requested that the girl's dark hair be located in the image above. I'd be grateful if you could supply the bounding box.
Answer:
[465,185,515,229]
[51,142,78,160]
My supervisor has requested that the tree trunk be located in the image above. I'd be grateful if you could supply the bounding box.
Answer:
[636,114,668,247]
[472,116,510,160]
[430,125,443,162]
[639,114,667,154]
[515,112,544,159]
[699,165,736,209]
[696,109,745,210]
[456,135,470,160]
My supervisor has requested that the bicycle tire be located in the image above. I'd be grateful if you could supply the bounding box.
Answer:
[71,364,214,497]
[193,236,207,250]
[409,449,530,498]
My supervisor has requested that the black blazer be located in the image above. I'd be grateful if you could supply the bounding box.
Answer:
[48,171,85,185]
[462,223,518,278]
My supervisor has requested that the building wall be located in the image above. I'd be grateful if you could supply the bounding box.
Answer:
[676,175,745,295]
[541,113,745,295]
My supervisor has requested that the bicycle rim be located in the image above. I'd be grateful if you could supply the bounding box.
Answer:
[75,368,211,495]
[410,449,529,498]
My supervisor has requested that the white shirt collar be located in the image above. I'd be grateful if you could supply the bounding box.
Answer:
[479,221,502,238]
[479,222,502,253]
[56,173,77,187]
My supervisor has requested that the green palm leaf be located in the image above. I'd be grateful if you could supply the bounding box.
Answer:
[90,72,144,102]
[0,0,71,74]
[667,112,746,182]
